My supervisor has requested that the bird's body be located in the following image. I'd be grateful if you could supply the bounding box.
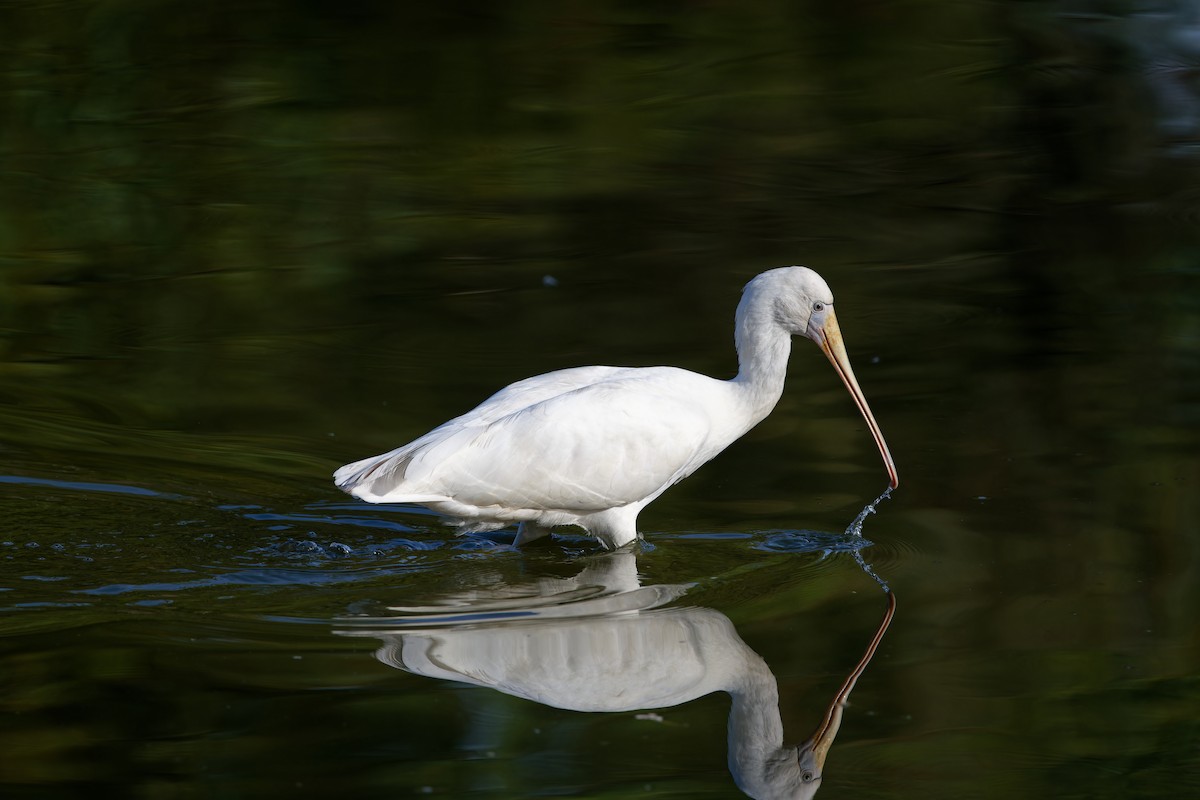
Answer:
[335,266,897,549]
[336,364,773,547]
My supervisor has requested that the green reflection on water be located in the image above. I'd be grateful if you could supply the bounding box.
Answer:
[2,1,1200,798]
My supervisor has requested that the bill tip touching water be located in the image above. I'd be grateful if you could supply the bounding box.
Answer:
[334,266,897,549]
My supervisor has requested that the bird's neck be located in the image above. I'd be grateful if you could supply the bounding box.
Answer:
[728,659,801,797]
[731,296,793,419]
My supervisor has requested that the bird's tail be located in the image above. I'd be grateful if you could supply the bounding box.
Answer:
[333,444,449,505]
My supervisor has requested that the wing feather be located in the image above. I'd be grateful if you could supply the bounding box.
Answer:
[336,366,734,513]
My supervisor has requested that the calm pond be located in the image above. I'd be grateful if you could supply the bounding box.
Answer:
[2,2,1199,798]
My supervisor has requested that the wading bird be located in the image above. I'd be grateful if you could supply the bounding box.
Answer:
[335,266,898,549]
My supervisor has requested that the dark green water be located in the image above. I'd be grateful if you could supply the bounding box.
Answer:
[3,2,1199,798]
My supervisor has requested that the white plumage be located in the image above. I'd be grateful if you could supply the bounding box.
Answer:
[335,266,898,549]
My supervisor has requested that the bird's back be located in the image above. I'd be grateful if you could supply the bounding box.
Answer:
[333,365,631,495]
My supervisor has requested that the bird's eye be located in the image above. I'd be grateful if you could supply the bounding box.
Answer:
[813,302,825,312]
[801,770,816,783]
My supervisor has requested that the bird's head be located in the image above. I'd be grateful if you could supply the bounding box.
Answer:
[747,266,899,489]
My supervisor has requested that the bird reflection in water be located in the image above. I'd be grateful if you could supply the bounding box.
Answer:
[337,548,895,798]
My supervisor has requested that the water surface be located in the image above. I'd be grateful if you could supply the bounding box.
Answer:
[3,2,1199,798]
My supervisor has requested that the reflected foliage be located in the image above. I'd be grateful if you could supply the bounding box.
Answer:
[2,1,1199,799]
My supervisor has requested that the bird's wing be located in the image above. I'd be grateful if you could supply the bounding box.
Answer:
[333,366,636,495]
[400,368,728,512]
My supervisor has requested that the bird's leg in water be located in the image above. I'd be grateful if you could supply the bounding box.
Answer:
[514,522,555,546]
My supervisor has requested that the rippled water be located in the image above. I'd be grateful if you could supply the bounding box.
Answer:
[4,2,1200,798]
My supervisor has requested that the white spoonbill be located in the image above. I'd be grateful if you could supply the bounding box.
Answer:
[334,266,898,549]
